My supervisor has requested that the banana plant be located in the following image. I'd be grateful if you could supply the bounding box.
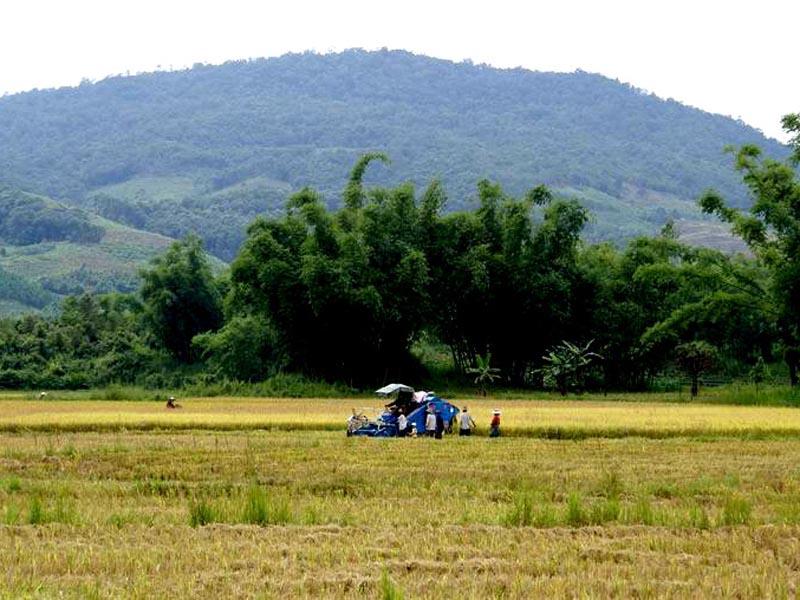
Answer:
[538,340,603,396]
[467,352,501,396]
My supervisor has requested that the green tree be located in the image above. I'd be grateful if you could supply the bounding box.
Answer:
[226,156,429,383]
[675,341,717,397]
[426,181,589,384]
[193,315,280,381]
[699,115,800,384]
[140,235,222,362]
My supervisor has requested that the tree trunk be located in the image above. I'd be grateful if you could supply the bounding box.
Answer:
[790,361,798,387]
[690,375,699,397]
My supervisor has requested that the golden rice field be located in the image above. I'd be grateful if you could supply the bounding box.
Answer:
[2,397,800,597]
[2,395,800,438]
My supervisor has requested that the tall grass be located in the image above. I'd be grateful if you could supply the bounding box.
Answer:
[380,569,405,600]
[189,486,294,527]
[502,492,534,526]
[565,493,587,526]
[25,496,76,525]
[27,497,43,525]
[708,385,800,407]
[242,486,270,525]
[2,476,21,493]
[188,499,216,527]
[720,495,752,526]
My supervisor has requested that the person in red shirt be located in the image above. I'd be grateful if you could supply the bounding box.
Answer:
[490,409,501,437]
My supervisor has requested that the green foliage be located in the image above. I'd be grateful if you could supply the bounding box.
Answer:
[426,181,590,384]
[0,292,163,389]
[781,113,800,163]
[583,231,773,389]
[700,118,800,384]
[225,168,433,383]
[538,340,602,395]
[193,315,280,381]
[749,357,770,388]
[0,186,103,246]
[0,266,54,309]
[140,235,222,362]
[674,341,718,397]
[466,353,501,396]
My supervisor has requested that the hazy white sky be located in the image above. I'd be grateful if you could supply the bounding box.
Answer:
[1,0,797,140]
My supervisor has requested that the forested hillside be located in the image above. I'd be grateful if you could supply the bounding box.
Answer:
[0,49,788,260]
[0,186,177,312]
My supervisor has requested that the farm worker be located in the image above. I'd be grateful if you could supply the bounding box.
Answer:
[435,411,445,439]
[397,410,408,437]
[489,409,501,437]
[166,396,181,409]
[425,408,437,438]
[347,408,359,435]
[459,407,476,436]
[409,424,418,438]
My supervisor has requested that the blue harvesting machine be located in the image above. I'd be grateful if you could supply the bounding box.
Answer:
[347,383,459,437]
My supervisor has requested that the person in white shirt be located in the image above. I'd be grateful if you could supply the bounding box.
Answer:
[425,408,437,438]
[459,407,476,436]
[397,410,408,437]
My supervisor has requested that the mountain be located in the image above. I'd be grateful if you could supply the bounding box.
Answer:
[0,49,789,262]
[0,186,178,313]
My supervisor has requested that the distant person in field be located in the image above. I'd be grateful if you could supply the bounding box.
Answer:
[435,410,445,439]
[425,408,437,438]
[459,407,476,436]
[397,409,408,437]
[166,396,181,409]
[490,409,501,437]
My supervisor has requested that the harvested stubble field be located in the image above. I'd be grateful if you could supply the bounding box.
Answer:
[2,398,800,597]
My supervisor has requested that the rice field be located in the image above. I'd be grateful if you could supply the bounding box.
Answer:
[2,396,800,597]
[2,395,800,438]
